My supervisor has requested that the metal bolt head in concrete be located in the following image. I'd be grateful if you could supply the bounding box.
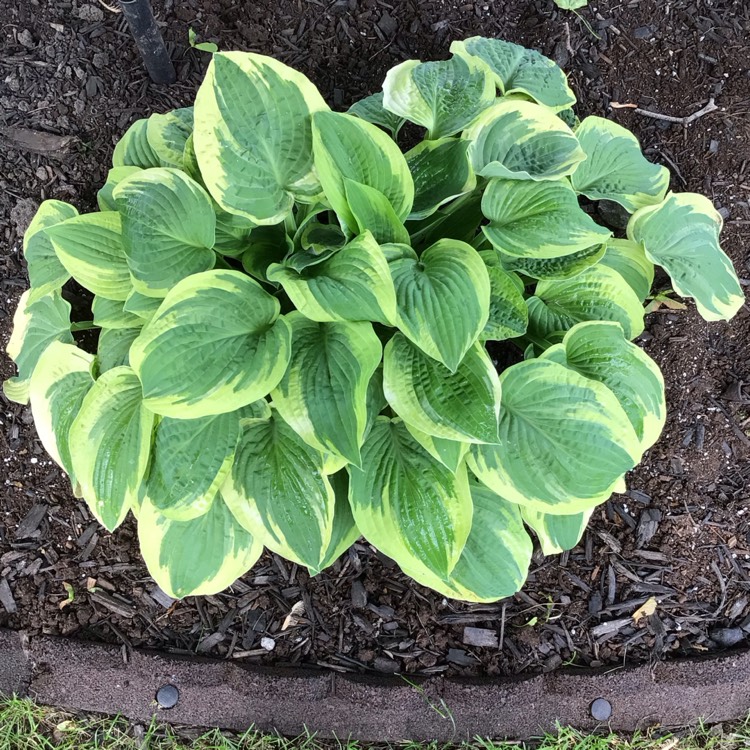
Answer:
[590,697,612,721]
[156,684,180,709]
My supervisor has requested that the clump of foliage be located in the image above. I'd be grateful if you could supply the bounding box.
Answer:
[4,38,743,601]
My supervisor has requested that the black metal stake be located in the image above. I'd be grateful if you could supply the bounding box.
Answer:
[119,0,176,85]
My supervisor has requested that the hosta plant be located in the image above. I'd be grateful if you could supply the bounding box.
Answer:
[4,38,744,601]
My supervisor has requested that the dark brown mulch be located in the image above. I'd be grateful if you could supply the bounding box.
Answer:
[1,0,749,679]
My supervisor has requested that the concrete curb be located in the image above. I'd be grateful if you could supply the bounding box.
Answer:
[1,630,748,740]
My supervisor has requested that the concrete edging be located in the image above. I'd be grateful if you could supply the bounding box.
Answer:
[0,630,748,741]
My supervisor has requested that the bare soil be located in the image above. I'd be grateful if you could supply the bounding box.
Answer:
[1,0,749,678]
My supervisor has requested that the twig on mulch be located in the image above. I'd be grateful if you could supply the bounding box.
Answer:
[96,0,121,13]
[611,97,719,126]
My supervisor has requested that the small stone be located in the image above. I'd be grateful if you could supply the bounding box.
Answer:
[78,4,105,21]
[10,198,39,235]
[35,166,48,181]
[590,697,612,721]
[373,656,399,673]
[156,684,179,709]
[260,636,275,651]
[351,579,367,609]
[710,627,745,648]
[18,29,35,48]
[92,51,109,69]
[633,25,653,39]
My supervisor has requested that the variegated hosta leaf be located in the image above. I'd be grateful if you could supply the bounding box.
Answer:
[138,493,262,598]
[45,212,131,301]
[463,99,585,181]
[223,412,336,572]
[91,296,143,329]
[241,224,292,282]
[266,232,397,325]
[406,138,476,221]
[348,417,473,580]
[343,178,410,245]
[112,117,161,168]
[194,52,328,224]
[469,358,641,513]
[479,251,528,340]
[271,313,382,465]
[213,208,255,258]
[382,55,495,139]
[347,92,405,138]
[451,37,576,112]
[130,270,291,418]
[3,291,73,404]
[541,321,665,451]
[499,243,605,281]
[482,178,611,259]
[365,366,387,438]
[628,192,744,322]
[28,341,95,481]
[97,327,141,373]
[23,200,77,303]
[388,239,490,371]
[318,471,361,570]
[599,239,654,303]
[123,289,161,324]
[114,168,216,297]
[69,366,155,530]
[528,264,645,341]
[402,422,469,473]
[384,334,501,443]
[402,480,533,603]
[521,506,593,556]
[571,116,670,212]
[143,411,242,521]
[312,111,414,230]
[146,107,193,169]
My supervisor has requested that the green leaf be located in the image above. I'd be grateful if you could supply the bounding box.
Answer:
[482,178,611,259]
[348,417,473,580]
[130,270,291,418]
[343,178,410,245]
[406,191,484,251]
[113,118,161,168]
[28,341,95,482]
[45,212,131,301]
[554,0,589,8]
[194,52,328,224]
[402,480,533,602]
[69,366,155,530]
[3,291,73,404]
[241,224,292,281]
[463,99,585,180]
[223,412,336,572]
[271,313,382,465]
[388,239,490,371]
[451,37,575,112]
[383,334,501,443]
[318,471,361,571]
[406,138,476,220]
[479,251,528,340]
[23,200,78,303]
[528,264,645,341]
[267,232,397,325]
[91,296,143,329]
[213,208,255,258]
[146,107,194,169]
[402,422,469,473]
[347,92,405,138]
[97,167,142,211]
[138,493,262,598]
[143,411,243,521]
[97,327,141,372]
[498,243,605,281]
[312,111,414,229]
[114,167,216,297]
[123,289,161,323]
[382,55,495,139]
[599,239,654,303]
[469,358,640,513]
[627,192,744,322]
[571,116,670,212]
[521,507,593,555]
[541,321,665,450]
